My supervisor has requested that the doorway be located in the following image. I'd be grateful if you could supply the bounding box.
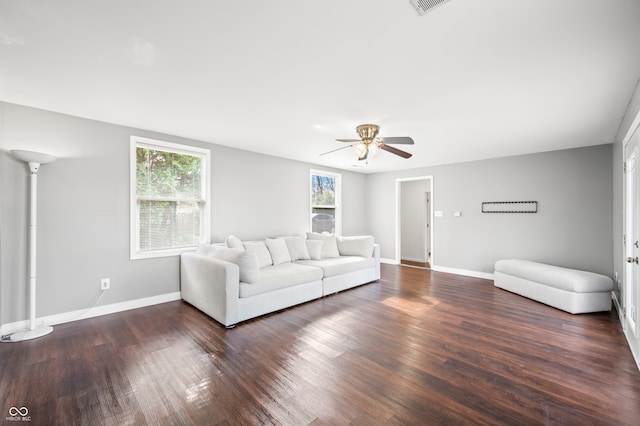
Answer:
[396,176,433,268]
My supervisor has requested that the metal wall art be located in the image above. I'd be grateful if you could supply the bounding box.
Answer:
[481,201,537,213]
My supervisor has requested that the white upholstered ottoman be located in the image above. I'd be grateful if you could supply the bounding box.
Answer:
[494,259,614,314]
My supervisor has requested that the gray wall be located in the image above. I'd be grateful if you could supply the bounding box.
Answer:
[367,144,613,276]
[209,146,368,241]
[0,102,367,324]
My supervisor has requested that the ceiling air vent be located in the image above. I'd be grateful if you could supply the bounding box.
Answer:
[410,0,451,16]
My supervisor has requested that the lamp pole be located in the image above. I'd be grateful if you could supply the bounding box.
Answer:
[1,150,56,342]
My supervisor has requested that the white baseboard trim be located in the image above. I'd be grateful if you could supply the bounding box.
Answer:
[612,291,640,373]
[1,292,181,335]
[612,291,624,326]
[625,328,640,373]
[430,265,495,280]
[380,258,397,265]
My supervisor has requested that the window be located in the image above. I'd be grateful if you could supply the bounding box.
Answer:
[310,170,341,235]
[130,136,210,259]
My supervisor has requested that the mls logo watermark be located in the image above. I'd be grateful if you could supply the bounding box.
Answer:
[6,406,31,422]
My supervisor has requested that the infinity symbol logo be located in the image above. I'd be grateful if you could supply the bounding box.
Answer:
[8,406,28,416]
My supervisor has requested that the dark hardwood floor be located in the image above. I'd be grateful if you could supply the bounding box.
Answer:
[2,264,640,425]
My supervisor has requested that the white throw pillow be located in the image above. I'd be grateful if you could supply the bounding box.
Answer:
[225,235,243,249]
[337,235,375,257]
[305,239,324,260]
[306,232,340,258]
[278,236,310,261]
[265,238,292,265]
[196,245,259,284]
[243,241,273,268]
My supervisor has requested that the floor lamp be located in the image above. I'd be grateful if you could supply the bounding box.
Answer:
[1,150,56,342]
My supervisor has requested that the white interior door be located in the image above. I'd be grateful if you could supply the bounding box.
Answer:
[624,129,639,342]
[396,176,433,266]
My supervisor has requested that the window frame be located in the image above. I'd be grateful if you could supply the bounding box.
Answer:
[310,169,342,235]
[130,136,211,260]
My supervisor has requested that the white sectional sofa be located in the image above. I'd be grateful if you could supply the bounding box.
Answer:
[181,233,380,327]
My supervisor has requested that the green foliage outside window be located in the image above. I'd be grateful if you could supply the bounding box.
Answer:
[136,146,203,252]
[136,147,202,198]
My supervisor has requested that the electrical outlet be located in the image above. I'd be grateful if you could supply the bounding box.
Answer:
[101,278,111,290]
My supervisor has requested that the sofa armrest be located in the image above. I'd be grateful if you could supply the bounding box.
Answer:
[180,252,240,327]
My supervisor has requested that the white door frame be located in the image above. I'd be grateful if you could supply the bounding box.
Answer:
[624,147,637,335]
[425,192,431,261]
[622,110,640,369]
[395,176,434,265]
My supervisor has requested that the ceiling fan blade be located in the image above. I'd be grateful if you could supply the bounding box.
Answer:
[320,144,355,156]
[379,136,414,145]
[380,144,412,159]
[336,138,361,143]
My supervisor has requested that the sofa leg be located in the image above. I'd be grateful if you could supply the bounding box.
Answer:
[225,324,236,329]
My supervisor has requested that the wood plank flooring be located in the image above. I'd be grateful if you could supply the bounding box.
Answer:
[1,264,640,425]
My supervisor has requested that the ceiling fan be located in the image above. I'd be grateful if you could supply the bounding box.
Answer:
[322,124,414,160]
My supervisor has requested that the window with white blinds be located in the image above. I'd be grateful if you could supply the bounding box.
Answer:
[130,136,210,259]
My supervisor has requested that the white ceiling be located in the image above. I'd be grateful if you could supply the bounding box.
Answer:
[1,0,639,173]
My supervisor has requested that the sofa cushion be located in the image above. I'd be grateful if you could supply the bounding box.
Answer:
[225,235,243,249]
[306,239,323,260]
[196,244,260,284]
[265,238,292,265]
[278,236,310,261]
[239,263,323,298]
[337,235,375,257]
[243,241,273,268]
[296,256,376,278]
[306,232,340,258]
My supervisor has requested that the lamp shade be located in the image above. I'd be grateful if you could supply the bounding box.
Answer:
[11,150,56,165]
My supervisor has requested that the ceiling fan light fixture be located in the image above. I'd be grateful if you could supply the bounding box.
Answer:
[369,141,381,158]
[328,123,413,161]
[356,124,379,141]
[355,142,368,159]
